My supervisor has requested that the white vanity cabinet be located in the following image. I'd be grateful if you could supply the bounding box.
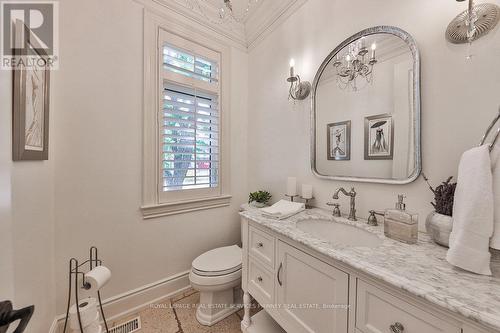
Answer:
[243,223,349,333]
[241,218,494,333]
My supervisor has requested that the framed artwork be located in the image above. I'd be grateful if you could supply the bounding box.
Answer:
[364,114,393,160]
[327,120,351,161]
[12,50,50,161]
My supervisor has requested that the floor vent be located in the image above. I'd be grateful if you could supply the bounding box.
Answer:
[108,316,141,333]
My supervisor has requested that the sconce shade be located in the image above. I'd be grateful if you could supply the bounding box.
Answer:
[446,2,500,43]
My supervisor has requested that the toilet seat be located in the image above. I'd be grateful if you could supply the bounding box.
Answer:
[192,245,242,277]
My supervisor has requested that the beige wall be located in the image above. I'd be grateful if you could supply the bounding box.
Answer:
[247,0,500,230]
[52,0,248,315]
[0,59,56,331]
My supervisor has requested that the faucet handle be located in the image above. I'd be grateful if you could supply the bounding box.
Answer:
[327,202,341,217]
[367,210,384,226]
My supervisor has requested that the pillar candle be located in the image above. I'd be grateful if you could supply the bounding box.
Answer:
[286,177,297,196]
[302,184,313,199]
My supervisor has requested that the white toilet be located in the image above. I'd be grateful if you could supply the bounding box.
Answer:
[189,245,242,326]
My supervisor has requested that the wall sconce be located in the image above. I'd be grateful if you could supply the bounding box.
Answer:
[287,59,311,101]
[446,0,499,44]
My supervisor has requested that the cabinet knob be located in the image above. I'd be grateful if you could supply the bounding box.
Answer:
[256,242,263,248]
[390,322,404,333]
[257,276,263,282]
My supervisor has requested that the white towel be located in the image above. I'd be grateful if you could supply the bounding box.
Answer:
[261,200,305,220]
[447,145,494,275]
[490,145,500,249]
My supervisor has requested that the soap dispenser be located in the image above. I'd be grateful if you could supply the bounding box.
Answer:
[384,195,418,244]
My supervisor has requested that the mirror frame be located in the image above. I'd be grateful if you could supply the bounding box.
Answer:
[311,26,421,184]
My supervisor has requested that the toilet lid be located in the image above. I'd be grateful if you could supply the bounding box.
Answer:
[192,245,242,276]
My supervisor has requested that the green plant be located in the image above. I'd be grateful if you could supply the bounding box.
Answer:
[248,191,272,204]
[422,173,457,217]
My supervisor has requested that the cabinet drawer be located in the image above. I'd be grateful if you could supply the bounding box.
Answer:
[248,258,274,306]
[356,279,460,333]
[249,226,275,269]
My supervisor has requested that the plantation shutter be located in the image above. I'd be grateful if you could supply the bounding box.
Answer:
[159,31,221,195]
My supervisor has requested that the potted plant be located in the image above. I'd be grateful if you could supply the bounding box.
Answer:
[248,191,272,208]
[422,173,457,247]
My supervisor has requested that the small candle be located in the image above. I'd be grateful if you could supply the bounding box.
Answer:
[346,54,351,68]
[289,58,295,78]
[302,184,313,199]
[371,42,376,59]
[286,177,297,196]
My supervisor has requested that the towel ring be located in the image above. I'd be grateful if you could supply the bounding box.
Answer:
[479,107,500,152]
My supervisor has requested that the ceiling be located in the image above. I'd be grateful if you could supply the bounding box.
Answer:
[154,0,307,49]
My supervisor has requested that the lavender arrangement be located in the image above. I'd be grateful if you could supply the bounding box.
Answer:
[422,173,457,217]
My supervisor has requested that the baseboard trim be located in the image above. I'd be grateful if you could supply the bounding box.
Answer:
[49,270,191,333]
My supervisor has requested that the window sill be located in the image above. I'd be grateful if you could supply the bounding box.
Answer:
[141,195,232,219]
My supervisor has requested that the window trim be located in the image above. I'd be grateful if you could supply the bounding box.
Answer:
[141,10,231,219]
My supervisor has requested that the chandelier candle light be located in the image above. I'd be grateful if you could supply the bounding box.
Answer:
[333,38,377,91]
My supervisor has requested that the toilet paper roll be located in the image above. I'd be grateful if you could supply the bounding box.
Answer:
[71,317,101,333]
[84,266,111,291]
[69,298,98,330]
[82,321,101,333]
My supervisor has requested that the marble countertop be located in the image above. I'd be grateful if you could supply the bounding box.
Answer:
[240,206,500,331]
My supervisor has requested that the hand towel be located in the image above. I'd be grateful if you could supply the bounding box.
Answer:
[447,145,494,275]
[261,200,305,220]
[490,145,500,249]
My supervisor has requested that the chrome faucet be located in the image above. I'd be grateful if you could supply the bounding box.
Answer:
[332,187,357,221]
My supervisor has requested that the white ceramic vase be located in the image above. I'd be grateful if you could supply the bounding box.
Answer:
[250,201,266,208]
[425,211,453,247]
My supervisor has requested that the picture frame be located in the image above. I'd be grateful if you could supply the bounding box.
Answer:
[12,43,50,161]
[364,114,393,160]
[327,120,351,161]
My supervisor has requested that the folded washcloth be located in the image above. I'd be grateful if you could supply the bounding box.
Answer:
[490,145,500,249]
[447,145,494,275]
[261,200,305,220]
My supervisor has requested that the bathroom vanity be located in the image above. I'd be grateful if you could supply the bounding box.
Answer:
[240,208,500,333]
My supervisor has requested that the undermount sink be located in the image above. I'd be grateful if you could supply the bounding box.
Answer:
[296,219,383,248]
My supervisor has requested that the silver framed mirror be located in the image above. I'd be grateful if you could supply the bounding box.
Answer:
[311,26,421,184]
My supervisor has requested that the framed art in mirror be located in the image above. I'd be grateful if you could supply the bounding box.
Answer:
[364,114,394,160]
[327,120,351,161]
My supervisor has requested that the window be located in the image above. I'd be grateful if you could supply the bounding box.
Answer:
[141,18,231,218]
[162,45,219,192]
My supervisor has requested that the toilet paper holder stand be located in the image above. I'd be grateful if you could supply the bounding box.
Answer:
[62,246,110,333]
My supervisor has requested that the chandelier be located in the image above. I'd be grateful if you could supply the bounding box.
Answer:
[333,38,377,91]
[185,0,260,24]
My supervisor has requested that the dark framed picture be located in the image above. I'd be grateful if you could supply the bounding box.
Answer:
[327,120,351,161]
[364,114,393,160]
[12,49,50,161]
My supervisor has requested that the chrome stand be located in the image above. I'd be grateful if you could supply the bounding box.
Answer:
[300,197,315,209]
[62,247,109,333]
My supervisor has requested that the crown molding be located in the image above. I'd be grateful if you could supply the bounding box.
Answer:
[146,0,248,47]
[244,0,308,50]
[137,0,309,51]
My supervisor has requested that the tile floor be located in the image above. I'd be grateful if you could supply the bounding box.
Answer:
[110,288,262,333]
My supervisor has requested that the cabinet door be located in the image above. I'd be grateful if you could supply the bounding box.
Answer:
[276,241,349,333]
